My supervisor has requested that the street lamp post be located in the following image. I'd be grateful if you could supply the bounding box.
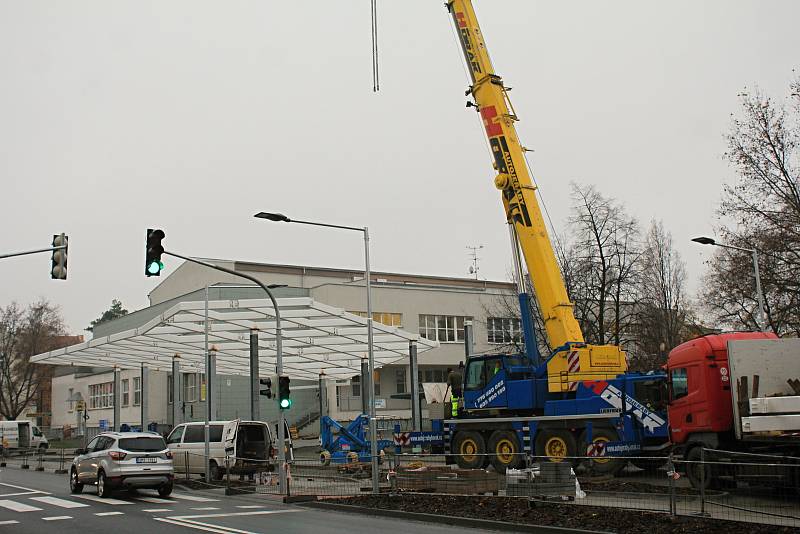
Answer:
[255,212,380,494]
[692,236,767,332]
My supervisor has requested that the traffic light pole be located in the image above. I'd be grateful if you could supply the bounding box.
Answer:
[163,251,288,495]
[0,244,65,260]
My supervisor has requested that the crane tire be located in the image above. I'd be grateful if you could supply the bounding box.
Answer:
[535,429,577,465]
[488,430,524,473]
[453,431,486,470]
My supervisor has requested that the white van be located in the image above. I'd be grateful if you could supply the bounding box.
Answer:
[166,420,275,480]
[0,421,49,451]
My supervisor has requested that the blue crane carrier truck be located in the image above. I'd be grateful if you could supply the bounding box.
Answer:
[393,1,672,474]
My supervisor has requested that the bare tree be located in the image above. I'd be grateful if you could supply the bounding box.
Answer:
[703,80,800,334]
[633,220,693,370]
[568,183,641,347]
[0,300,66,420]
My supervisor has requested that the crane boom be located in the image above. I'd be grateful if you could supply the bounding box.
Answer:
[447,1,627,392]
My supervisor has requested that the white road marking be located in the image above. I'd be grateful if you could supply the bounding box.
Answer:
[171,510,302,520]
[74,494,133,505]
[234,505,262,509]
[95,511,125,516]
[190,506,220,511]
[30,496,89,508]
[142,508,173,512]
[155,517,234,534]
[160,510,302,534]
[136,496,175,504]
[43,516,72,521]
[0,482,47,495]
[171,493,218,502]
[0,500,42,512]
[0,521,19,526]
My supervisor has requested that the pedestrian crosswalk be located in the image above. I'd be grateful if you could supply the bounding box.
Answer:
[0,491,221,523]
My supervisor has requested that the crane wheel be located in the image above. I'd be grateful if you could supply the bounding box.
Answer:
[488,430,523,473]
[453,431,486,469]
[319,450,332,466]
[534,429,577,465]
[579,428,625,475]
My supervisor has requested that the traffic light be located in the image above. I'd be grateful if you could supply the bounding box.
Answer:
[259,377,273,398]
[145,229,165,277]
[50,234,68,280]
[278,375,291,409]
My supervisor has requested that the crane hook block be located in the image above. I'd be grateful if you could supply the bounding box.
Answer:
[494,173,511,190]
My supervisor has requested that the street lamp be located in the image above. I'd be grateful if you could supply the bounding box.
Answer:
[692,236,767,331]
[254,211,380,494]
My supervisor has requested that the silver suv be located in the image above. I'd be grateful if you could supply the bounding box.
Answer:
[70,431,174,498]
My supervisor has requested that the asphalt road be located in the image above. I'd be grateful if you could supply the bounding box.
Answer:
[0,467,489,534]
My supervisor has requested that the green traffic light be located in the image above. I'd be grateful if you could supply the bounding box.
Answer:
[147,261,161,275]
[279,398,291,409]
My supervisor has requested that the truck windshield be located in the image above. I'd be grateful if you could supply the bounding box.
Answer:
[119,437,167,452]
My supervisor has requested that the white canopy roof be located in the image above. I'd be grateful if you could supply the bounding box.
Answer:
[31,297,438,380]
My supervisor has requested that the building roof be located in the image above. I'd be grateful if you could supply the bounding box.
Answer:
[31,296,438,380]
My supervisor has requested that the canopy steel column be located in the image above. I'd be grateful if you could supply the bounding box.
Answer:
[250,330,260,421]
[113,368,120,431]
[172,355,181,427]
[209,349,217,421]
[140,364,149,431]
[360,359,369,415]
[318,373,327,419]
[409,340,421,432]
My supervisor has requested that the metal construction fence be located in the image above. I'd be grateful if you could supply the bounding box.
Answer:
[165,448,799,528]
[3,441,796,528]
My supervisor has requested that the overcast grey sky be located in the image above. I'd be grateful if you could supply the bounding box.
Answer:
[1,1,798,335]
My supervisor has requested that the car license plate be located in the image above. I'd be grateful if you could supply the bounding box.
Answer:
[136,457,157,463]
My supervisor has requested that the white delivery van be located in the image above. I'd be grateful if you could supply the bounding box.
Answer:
[167,420,274,480]
[0,421,49,451]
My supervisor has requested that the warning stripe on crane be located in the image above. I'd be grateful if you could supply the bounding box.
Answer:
[567,350,580,391]
[394,432,411,446]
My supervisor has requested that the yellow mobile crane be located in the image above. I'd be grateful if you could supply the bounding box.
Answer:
[447,1,626,391]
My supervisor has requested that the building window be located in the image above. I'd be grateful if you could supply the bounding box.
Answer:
[348,311,402,327]
[89,382,114,409]
[168,377,173,404]
[133,376,141,406]
[68,388,74,411]
[487,317,522,344]
[199,374,206,402]
[420,369,445,383]
[395,369,406,394]
[121,379,129,407]
[418,315,471,343]
[183,373,198,403]
[351,375,361,397]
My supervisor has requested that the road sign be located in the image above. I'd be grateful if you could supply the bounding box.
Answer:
[99,419,108,430]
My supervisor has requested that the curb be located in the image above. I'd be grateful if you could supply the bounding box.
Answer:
[299,501,613,534]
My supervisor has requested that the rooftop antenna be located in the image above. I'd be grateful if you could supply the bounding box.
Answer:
[467,245,484,280]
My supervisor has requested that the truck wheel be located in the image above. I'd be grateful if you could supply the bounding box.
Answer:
[686,447,713,490]
[453,431,486,469]
[535,429,577,464]
[319,450,332,466]
[579,428,625,476]
[488,430,523,473]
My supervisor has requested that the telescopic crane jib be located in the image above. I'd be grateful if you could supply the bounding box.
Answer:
[447,1,627,392]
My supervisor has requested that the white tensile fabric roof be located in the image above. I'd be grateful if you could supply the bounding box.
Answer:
[31,297,438,380]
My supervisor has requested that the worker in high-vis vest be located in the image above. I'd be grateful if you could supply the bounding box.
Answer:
[447,363,464,418]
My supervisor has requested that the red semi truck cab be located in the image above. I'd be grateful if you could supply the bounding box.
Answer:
[666,331,778,446]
